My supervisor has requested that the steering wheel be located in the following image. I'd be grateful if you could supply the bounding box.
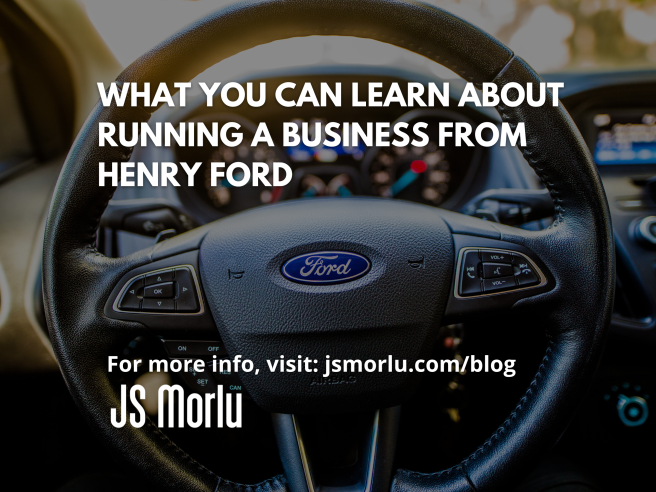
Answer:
[43,1,614,491]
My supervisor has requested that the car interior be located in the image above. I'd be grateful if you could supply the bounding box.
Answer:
[1,0,655,491]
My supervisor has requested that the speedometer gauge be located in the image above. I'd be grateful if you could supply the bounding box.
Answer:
[176,113,290,219]
[361,110,482,209]
[204,142,283,213]
[368,142,450,205]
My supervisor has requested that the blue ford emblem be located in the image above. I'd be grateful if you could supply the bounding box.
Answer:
[281,251,371,285]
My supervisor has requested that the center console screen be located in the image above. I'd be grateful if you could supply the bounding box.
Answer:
[591,110,656,165]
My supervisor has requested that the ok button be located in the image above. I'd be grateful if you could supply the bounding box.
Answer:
[144,282,175,298]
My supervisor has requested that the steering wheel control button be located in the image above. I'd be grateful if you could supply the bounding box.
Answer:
[143,282,175,298]
[483,277,516,293]
[114,265,202,314]
[118,277,144,311]
[515,262,540,287]
[482,262,514,278]
[179,361,217,394]
[145,269,174,285]
[142,298,175,312]
[212,365,245,393]
[459,250,482,295]
[617,395,649,427]
[456,247,545,298]
[175,268,200,312]
[480,250,512,263]
[162,340,227,358]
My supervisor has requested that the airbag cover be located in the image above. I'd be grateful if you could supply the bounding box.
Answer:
[199,198,454,413]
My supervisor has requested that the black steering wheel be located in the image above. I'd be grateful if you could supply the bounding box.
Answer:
[43,1,615,491]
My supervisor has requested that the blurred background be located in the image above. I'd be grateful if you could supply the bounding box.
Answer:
[4,0,656,160]
[79,0,656,77]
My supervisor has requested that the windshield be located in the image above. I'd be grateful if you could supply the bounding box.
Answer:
[81,0,656,75]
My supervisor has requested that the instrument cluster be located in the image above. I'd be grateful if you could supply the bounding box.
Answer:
[176,110,482,218]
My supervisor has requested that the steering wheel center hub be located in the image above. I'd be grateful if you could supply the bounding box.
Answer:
[199,197,454,413]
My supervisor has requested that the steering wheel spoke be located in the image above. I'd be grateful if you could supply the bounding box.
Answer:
[273,408,400,492]
[437,211,557,322]
[104,248,218,337]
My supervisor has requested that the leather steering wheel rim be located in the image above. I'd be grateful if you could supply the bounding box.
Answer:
[43,1,615,491]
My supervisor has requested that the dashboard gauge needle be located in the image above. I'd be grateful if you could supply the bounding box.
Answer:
[327,174,353,197]
[270,186,284,203]
[301,175,326,198]
[384,160,427,197]
[337,185,352,197]
[302,185,320,197]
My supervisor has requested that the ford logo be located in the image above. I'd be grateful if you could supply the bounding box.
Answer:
[281,251,371,285]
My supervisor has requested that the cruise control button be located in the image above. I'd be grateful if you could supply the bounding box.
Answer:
[118,277,143,311]
[175,268,199,312]
[459,250,482,296]
[480,250,512,263]
[483,276,516,293]
[211,363,246,393]
[142,298,175,312]
[179,361,217,394]
[515,264,540,287]
[145,269,174,285]
[144,282,175,298]
[482,262,514,278]
[162,340,227,357]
